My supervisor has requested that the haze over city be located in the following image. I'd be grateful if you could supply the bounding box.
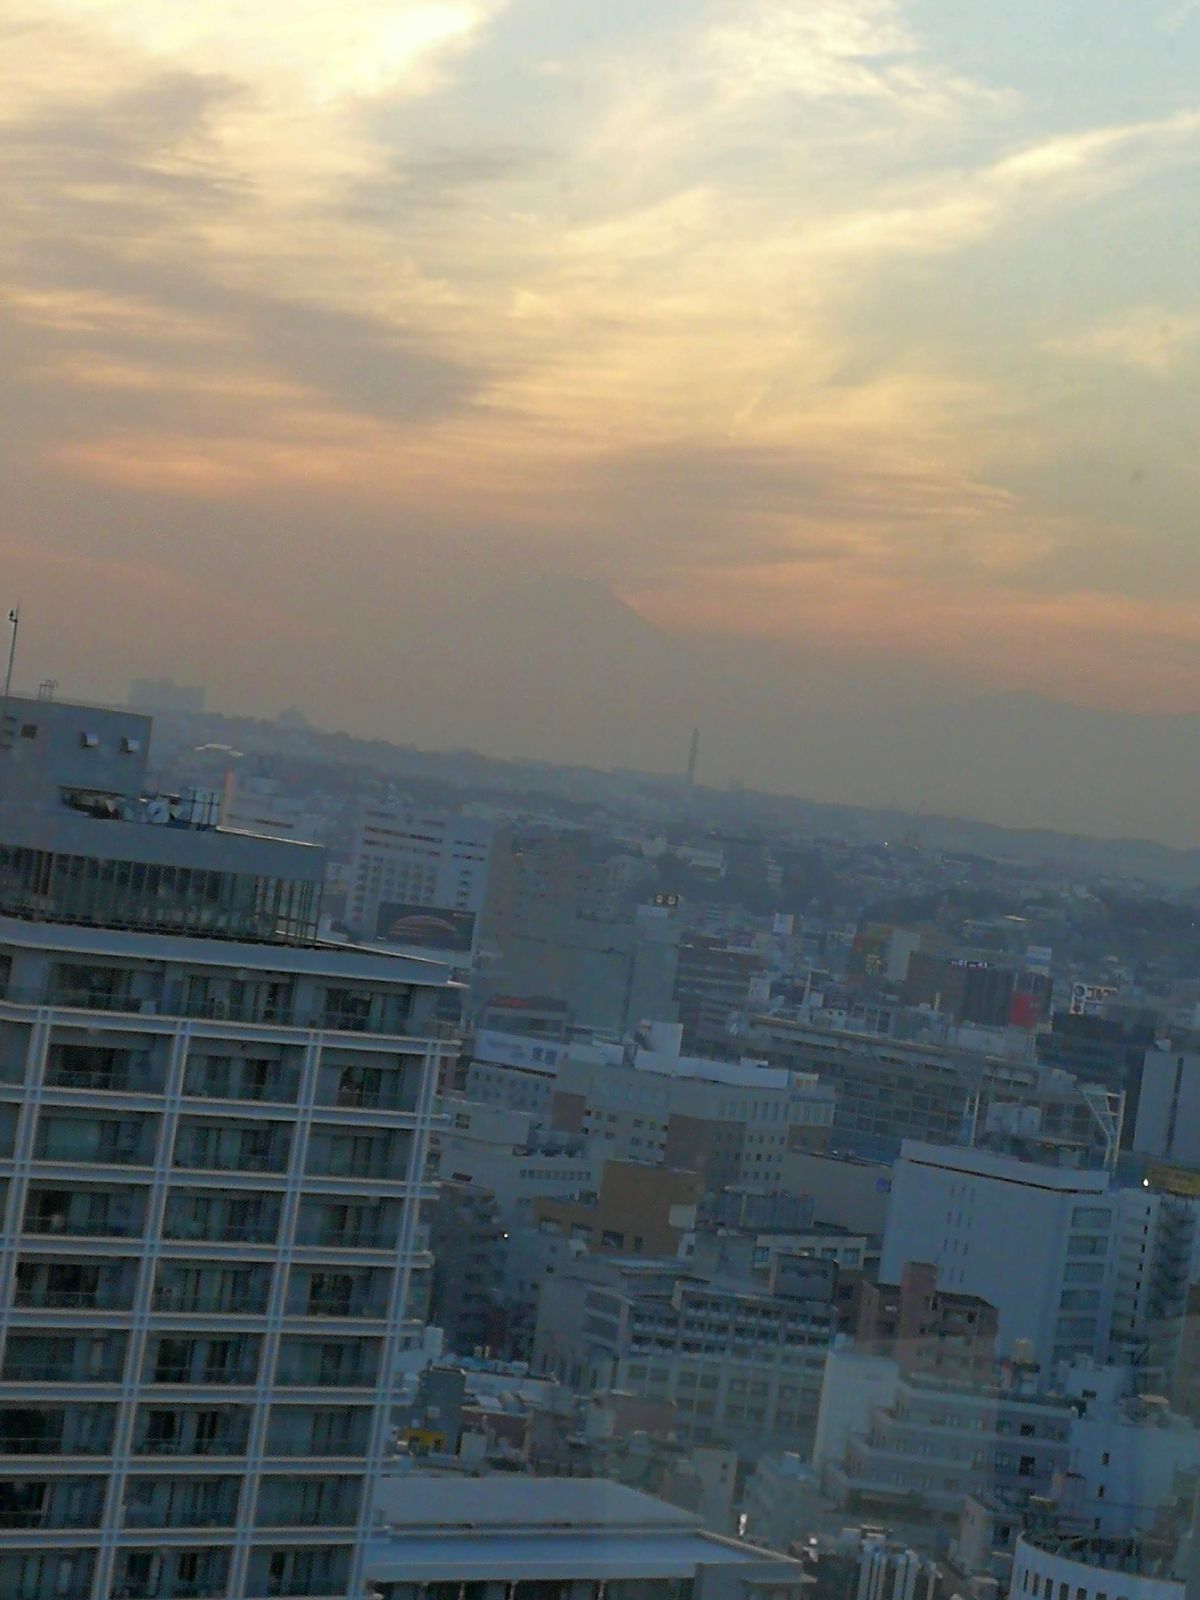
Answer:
[4,1,1200,840]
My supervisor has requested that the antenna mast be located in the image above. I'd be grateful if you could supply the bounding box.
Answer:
[0,606,18,753]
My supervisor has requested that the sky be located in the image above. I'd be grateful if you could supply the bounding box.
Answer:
[3,1,1200,839]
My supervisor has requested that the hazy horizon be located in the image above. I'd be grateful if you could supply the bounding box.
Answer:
[4,2,1200,846]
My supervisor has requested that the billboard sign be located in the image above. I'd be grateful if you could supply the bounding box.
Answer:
[1069,982,1117,1017]
[375,901,476,953]
[1145,1162,1200,1199]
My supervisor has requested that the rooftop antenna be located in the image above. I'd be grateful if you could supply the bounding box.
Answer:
[0,605,18,754]
[37,678,58,703]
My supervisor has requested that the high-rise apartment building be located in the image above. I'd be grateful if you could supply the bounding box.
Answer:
[347,803,492,955]
[0,695,453,1600]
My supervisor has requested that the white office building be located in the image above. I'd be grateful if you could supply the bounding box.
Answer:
[1135,1041,1200,1170]
[0,695,455,1600]
[1009,1531,1183,1600]
[881,1142,1200,1375]
[347,803,492,953]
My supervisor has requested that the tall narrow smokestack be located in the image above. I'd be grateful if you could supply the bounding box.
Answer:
[686,726,699,787]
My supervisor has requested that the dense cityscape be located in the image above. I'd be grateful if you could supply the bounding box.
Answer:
[0,672,1197,1597]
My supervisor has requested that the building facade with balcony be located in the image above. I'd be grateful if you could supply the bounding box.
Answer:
[0,694,455,1600]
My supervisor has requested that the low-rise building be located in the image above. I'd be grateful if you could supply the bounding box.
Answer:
[534,1158,703,1257]
[856,1260,998,1381]
[534,1252,840,1454]
[552,1023,835,1189]
[365,1476,810,1598]
[1009,1530,1183,1600]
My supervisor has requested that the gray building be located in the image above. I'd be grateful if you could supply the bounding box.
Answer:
[534,1252,840,1454]
[366,1475,809,1599]
[0,694,454,1599]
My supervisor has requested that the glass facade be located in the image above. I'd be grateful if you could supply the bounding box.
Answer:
[0,844,320,944]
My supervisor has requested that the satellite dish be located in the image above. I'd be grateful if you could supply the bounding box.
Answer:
[146,799,170,824]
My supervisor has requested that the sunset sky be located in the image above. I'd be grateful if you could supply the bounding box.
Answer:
[4,1,1200,833]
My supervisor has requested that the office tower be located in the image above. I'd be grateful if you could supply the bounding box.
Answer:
[346,802,492,955]
[0,694,452,1600]
[880,1141,1120,1370]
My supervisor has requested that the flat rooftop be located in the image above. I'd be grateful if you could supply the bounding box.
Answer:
[367,1476,805,1584]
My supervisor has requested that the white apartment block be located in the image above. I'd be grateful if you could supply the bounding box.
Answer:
[882,1142,1199,1375]
[347,805,492,948]
[0,695,454,1600]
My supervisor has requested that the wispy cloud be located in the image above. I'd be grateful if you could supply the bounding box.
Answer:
[2,0,1200,745]
[1045,306,1200,374]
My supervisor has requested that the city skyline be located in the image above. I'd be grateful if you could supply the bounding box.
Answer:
[3,1,1200,835]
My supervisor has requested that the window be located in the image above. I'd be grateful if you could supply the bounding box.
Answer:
[19,723,35,739]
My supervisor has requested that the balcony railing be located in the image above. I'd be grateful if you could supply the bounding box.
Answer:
[294,1227,391,1249]
[34,1141,151,1167]
[123,1507,240,1530]
[0,1508,103,1529]
[162,1223,279,1245]
[265,1434,367,1457]
[301,1297,386,1319]
[44,1064,163,1094]
[3,985,423,1039]
[151,1290,267,1315]
[112,1583,228,1600]
[24,1214,143,1239]
[1,1362,125,1383]
[184,1077,299,1104]
[134,1435,249,1457]
[172,1150,289,1175]
[13,1287,131,1310]
[0,1435,68,1453]
[149,1367,259,1386]
[273,1366,373,1388]
[305,1158,396,1181]
[330,1086,414,1111]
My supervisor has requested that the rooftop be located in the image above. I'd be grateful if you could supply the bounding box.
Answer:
[366,1476,806,1584]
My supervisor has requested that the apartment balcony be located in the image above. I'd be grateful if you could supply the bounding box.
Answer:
[151,1284,270,1316]
[273,1353,377,1387]
[0,1480,106,1529]
[265,1432,370,1458]
[162,1221,280,1247]
[124,1500,242,1531]
[4,984,421,1040]
[149,1365,261,1387]
[0,1406,114,1456]
[33,1128,155,1167]
[331,1084,414,1111]
[134,1433,249,1458]
[172,1137,291,1176]
[111,1581,230,1600]
[44,1061,163,1095]
[183,1062,300,1104]
[24,1197,146,1239]
[299,1295,387,1320]
[2,1359,126,1384]
[0,1552,94,1600]
[294,1226,392,1250]
[13,1284,132,1312]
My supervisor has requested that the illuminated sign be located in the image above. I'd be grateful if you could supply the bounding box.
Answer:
[376,901,476,953]
[1145,1162,1200,1199]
